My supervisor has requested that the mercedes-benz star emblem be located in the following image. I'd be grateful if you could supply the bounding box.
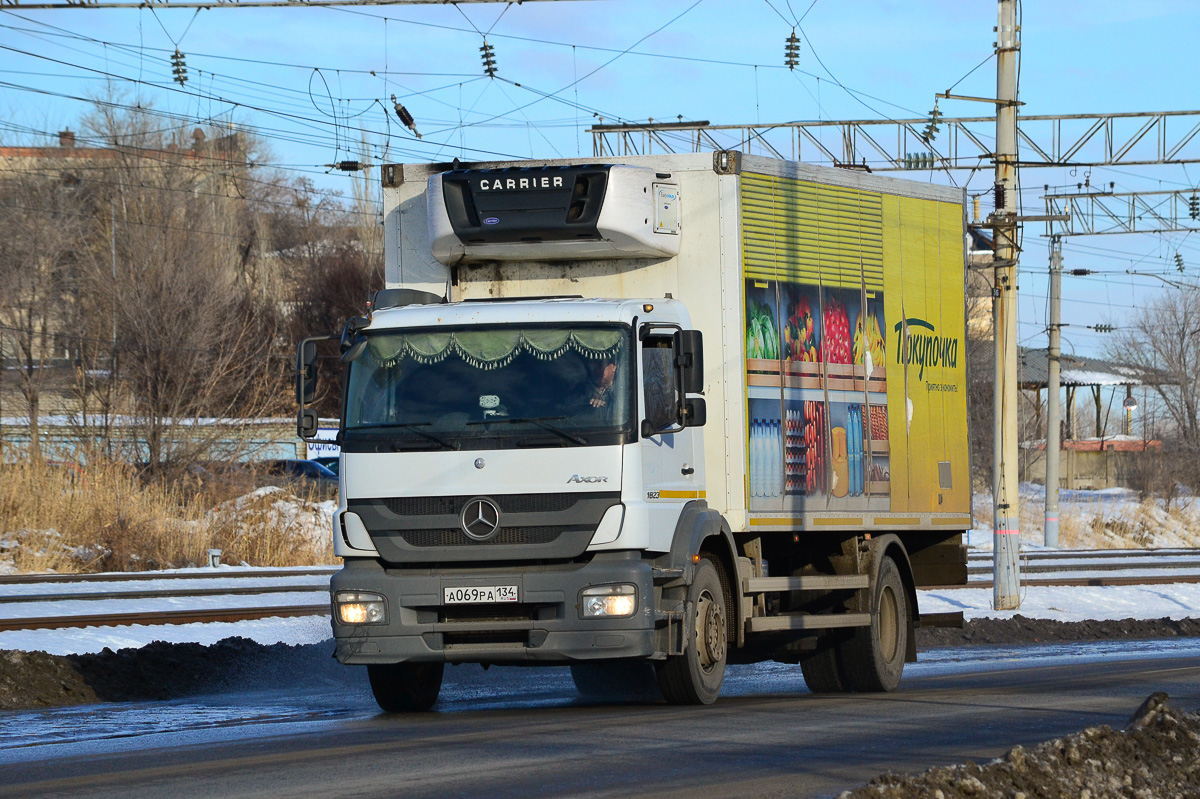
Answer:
[474,458,486,469]
[460,498,501,541]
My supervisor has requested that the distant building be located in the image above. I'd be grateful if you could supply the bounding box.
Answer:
[0,126,246,183]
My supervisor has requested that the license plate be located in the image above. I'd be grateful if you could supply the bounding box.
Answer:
[443,585,519,604]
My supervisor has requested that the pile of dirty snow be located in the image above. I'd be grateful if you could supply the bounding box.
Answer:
[839,693,1200,799]
[206,486,336,547]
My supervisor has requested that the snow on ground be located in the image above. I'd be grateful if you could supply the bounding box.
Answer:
[919,583,1200,622]
[2,591,327,621]
[0,615,334,656]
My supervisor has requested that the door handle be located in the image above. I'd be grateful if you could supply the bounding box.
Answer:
[681,467,695,475]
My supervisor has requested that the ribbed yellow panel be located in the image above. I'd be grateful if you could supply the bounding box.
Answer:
[740,172,884,290]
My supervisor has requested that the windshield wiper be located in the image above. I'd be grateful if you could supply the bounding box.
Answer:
[347,422,458,450]
[468,415,588,446]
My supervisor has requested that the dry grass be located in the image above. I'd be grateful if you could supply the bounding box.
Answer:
[0,454,336,574]
[974,490,1200,550]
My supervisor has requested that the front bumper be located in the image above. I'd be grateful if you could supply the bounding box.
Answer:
[330,551,657,664]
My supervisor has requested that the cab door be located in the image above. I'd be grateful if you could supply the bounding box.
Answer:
[638,326,698,538]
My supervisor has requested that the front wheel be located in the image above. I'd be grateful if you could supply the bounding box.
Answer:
[367,662,444,712]
[839,555,908,692]
[799,637,847,694]
[656,556,728,705]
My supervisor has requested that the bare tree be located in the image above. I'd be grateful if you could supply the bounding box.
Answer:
[1105,288,1200,495]
[965,267,994,491]
[275,170,384,417]
[0,173,87,460]
[1,97,374,472]
[285,243,383,417]
[76,104,288,469]
[1109,287,1200,452]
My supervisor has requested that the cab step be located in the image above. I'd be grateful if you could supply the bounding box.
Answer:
[747,612,872,632]
[743,575,868,593]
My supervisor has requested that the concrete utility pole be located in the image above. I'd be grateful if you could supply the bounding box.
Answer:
[992,0,1022,609]
[1044,236,1062,548]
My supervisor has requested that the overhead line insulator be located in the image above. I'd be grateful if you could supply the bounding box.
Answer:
[170,48,188,87]
[922,102,942,144]
[390,94,421,139]
[480,39,497,78]
[784,30,801,70]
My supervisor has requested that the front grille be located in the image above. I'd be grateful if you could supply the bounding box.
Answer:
[382,493,592,516]
[439,604,541,624]
[443,631,528,647]
[396,527,565,547]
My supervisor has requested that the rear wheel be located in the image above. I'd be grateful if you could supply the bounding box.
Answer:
[570,660,661,702]
[367,662,444,712]
[656,556,728,705]
[839,555,908,692]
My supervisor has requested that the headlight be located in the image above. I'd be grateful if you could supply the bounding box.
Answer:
[581,584,637,618]
[334,591,388,624]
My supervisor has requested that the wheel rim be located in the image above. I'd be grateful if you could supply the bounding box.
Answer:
[695,589,726,672]
[878,585,899,662]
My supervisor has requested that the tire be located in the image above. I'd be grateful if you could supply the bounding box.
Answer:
[570,660,662,702]
[799,637,847,694]
[839,555,908,693]
[656,556,728,705]
[367,662,444,712]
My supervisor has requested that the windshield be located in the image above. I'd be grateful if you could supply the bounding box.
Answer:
[343,324,633,450]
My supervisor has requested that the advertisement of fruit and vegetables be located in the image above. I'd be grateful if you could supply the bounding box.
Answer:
[744,281,783,387]
[781,284,821,384]
[819,289,860,391]
[854,296,887,389]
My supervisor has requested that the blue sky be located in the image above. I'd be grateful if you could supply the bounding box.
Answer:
[0,0,1197,360]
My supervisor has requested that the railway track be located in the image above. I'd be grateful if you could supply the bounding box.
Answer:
[955,547,1200,589]
[1,549,1197,633]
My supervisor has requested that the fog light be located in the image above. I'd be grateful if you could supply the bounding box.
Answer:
[335,591,387,624]
[581,584,637,618]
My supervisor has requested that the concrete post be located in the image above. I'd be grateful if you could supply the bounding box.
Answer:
[993,0,1022,609]
[1045,237,1062,548]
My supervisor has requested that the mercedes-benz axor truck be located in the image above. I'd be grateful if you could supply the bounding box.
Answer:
[296,151,971,710]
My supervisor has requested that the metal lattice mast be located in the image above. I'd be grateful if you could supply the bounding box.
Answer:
[590,111,1200,170]
[1043,188,1200,236]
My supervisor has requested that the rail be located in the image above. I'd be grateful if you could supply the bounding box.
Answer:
[2,550,1197,633]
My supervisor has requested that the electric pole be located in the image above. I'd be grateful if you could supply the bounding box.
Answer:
[1044,236,1062,548]
[992,0,1022,609]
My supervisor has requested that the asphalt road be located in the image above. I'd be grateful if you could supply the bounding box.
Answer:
[4,641,1200,799]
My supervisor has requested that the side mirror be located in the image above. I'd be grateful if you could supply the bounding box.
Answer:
[296,339,319,405]
[682,397,707,428]
[298,408,319,441]
[674,329,704,395]
[296,333,337,441]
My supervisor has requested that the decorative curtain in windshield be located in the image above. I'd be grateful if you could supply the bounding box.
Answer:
[365,328,625,370]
